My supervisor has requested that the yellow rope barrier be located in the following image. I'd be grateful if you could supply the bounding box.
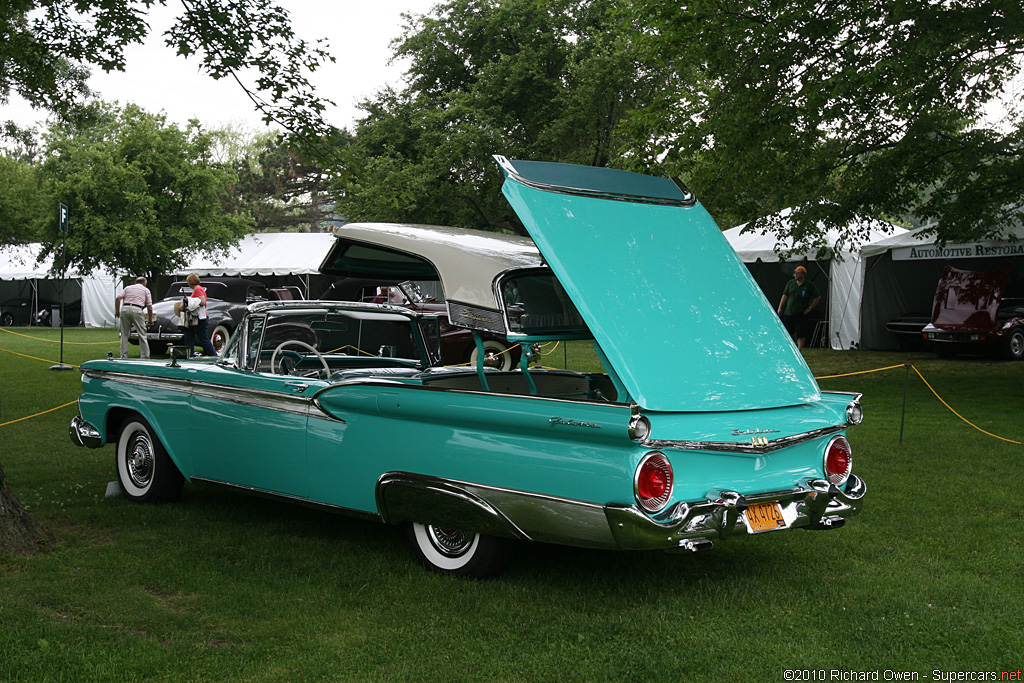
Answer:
[0,346,80,369]
[0,327,118,346]
[816,361,1021,446]
[814,363,906,380]
[910,365,1022,445]
[0,400,79,428]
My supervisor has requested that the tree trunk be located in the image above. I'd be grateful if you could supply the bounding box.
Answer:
[0,460,56,556]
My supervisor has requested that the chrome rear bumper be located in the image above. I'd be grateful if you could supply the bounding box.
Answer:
[606,475,866,552]
[377,471,866,552]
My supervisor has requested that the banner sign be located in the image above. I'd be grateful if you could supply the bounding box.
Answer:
[891,241,1024,261]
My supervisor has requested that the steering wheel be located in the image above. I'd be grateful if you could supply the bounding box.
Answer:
[270,340,329,377]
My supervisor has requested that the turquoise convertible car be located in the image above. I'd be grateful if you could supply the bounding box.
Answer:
[70,157,866,577]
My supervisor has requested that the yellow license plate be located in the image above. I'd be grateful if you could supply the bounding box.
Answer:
[745,501,786,533]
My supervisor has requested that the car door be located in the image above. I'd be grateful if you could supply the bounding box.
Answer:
[186,316,326,497]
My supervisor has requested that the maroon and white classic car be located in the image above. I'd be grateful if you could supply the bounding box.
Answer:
[922,263,1024,360]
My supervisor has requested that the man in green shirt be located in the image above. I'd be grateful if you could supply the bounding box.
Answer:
[777,266,821,350]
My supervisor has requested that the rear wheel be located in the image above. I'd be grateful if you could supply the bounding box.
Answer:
[115,417,184,503]
[210,324,232,355]
[407,523,509,578]
[468,340,514,371]
[1004,327,1024,361]
[1,313,13,326]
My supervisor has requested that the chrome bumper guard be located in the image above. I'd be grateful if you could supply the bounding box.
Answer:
[605,475,866,552]
[69,415,103,449]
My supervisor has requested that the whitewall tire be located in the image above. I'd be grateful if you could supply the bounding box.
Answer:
[115,417,184,503]
[407,523,509,578]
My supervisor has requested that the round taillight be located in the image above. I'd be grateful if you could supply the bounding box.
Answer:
[824,435,852,486]
[635,452,673,513]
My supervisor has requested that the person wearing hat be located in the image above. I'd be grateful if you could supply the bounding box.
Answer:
[777,265,821,350]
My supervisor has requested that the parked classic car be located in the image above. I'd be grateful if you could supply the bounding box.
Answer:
[922,264,1024,360]
[71,157,866,577]
[129,277,269,355]
[885,312,931,350]
[1,297,82,327]
[319,277,521,370]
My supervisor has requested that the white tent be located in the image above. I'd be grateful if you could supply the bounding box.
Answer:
[724,210,908,350]
[0,244,122,327]
[171,232,337,297]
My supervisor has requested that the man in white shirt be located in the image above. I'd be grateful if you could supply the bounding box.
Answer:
[115,277,155,358]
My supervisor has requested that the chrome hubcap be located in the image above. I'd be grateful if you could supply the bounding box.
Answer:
[1012,333,1023,357]
[127,432,154,488]
[426,526,474,557]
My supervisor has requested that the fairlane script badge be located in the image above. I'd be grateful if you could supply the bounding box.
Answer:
[549,417,601,429]
[730,428,780,436]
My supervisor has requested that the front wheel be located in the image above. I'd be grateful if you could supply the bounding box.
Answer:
[407,523,510,578]
[116,417,184,503]
[1004,327,1024,361]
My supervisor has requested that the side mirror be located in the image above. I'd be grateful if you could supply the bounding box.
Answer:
[167,345,189,367]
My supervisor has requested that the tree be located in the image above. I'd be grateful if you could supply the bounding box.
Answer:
[0,153,42,245]
[1,0,336,153]
[0,0,334,557]
[338,0,670,230]
[624,0,1024,251]
[227,130,351,232]
[34,103,252,279]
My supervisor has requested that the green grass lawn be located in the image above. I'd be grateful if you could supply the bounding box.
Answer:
[1,327,1022,682]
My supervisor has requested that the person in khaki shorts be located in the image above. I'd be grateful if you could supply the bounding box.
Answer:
[115,276,155,358]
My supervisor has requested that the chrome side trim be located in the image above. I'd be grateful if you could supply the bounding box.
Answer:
[189,381,319,419]
[641,424,847,455]
[81,368,192,394]
[81,368,339,422]
[190,478,380,522]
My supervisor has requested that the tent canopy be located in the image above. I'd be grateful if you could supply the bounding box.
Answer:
[171,233,337,277]
[723,210,906,262]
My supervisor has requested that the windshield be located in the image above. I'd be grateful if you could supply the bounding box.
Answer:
[242,309,429,372]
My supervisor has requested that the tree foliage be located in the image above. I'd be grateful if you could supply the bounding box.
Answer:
[625,0,1024,249]
[0,153,42,245]
[0,0,336,147]
[36,103,252,278]
[227,130,350,232]
[338,0,669,230]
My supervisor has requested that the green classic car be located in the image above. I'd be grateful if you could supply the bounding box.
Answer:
[70,157,866,577]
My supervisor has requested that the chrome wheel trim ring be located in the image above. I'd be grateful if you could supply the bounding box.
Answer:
[1011,331,1024,358]
[125,430,155,490]
[426,525,475,557]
